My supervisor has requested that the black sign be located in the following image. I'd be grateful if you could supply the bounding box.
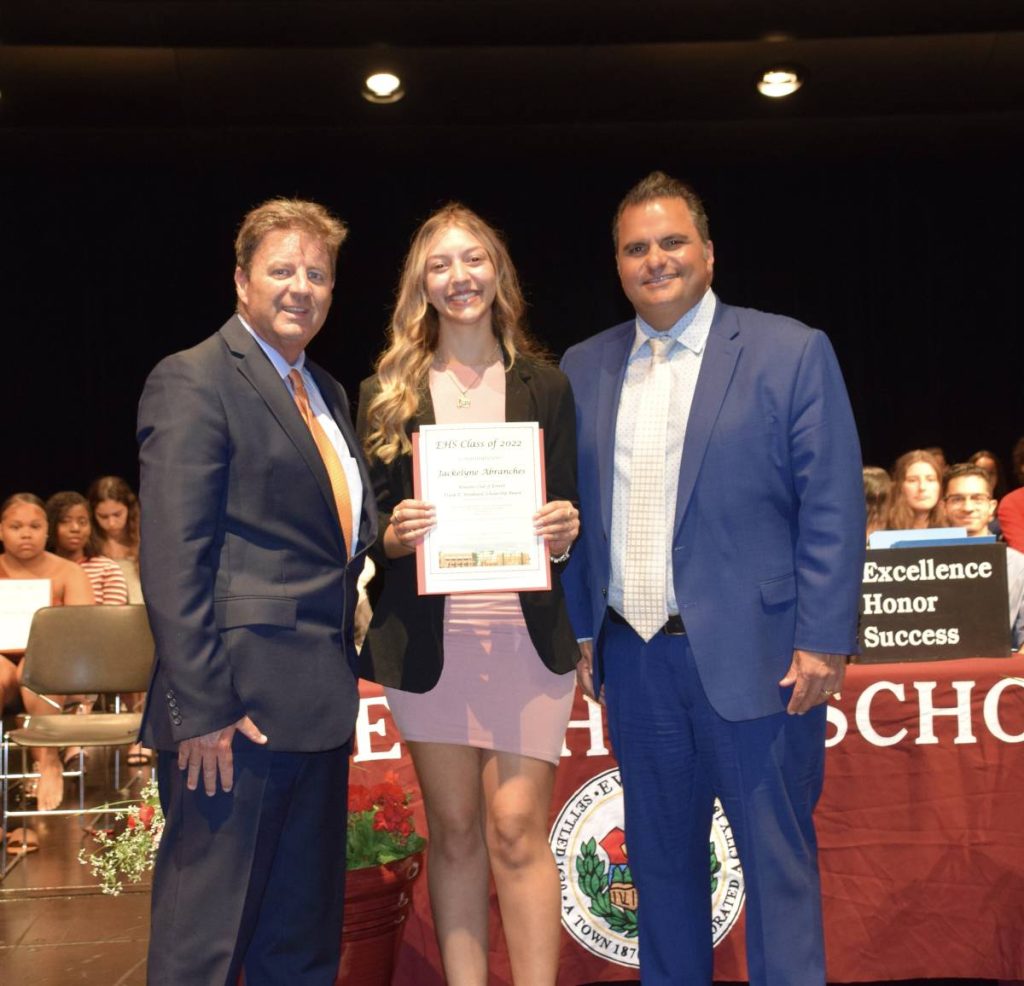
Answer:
[856,542,1011,663]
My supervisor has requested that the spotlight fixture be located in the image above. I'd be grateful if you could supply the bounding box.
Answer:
[756,68,803,98]
[363,71,404,104]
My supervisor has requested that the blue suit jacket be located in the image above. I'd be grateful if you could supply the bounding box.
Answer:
[137,316,378,751]
[560,300,865,721]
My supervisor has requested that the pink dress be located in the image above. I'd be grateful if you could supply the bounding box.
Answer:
[385,363,576,765]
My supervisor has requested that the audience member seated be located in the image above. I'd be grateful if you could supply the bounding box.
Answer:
[863,466,892,542]
[1012,436,1024,489]
[46,491,150,765]
[46,492,129,605]
[943,464,1024,651]
[924,445,948,476]
[887,449,945,530]
[87,476,143,602]
[968,449,1007,499]
[998,487,1024,553]
[0,493,94,811]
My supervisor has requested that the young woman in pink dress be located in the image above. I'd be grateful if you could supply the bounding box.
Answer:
[357,204,580,985]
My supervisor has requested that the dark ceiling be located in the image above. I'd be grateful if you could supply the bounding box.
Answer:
[3,1,1023,163]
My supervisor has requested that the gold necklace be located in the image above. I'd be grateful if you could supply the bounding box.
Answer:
[445,366,482,408]
[437,345,500,409]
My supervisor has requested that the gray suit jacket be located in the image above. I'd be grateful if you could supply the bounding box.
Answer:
[137,316,377,751]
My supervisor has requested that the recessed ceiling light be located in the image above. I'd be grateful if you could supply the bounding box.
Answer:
[757,68,803,99]
[363,72,404,104]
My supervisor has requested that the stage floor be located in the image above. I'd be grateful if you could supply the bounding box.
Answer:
[0,744,151,985]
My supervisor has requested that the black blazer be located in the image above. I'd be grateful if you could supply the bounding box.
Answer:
[355,356,580,692]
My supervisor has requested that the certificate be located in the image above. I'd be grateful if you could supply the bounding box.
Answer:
[413,422,551,595]
[0,579,51,652]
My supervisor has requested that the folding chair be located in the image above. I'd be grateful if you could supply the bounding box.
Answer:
[1,604,154,875]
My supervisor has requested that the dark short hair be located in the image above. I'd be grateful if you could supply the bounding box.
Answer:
[613,171,711,248]
[235,198,348,276]
[943,463,994,496]
[863,465,891,511]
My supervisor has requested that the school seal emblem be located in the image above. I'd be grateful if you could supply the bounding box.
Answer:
[549,767,745,967]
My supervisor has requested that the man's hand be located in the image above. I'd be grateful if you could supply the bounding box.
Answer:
[576,640,605,705]
[779,650,847,715]
[177,715,268,795]
[534,500,580,559]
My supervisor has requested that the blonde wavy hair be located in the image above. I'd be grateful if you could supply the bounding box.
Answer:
[364,203,548,463]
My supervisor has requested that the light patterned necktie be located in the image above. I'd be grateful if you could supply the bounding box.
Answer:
[288,369,354,554]
[622,335,672,641]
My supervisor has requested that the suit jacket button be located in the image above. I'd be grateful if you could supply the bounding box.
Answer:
[166,690,174,699]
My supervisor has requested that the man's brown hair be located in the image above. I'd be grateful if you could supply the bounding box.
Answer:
[235,198,348,276]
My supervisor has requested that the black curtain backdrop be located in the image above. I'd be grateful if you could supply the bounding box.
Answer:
[5,153,1022,501]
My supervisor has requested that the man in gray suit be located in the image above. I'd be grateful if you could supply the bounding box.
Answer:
[137,198,377,985]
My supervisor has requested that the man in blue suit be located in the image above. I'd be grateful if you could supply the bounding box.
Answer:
[138,198,377,985]
[560,172,864,984]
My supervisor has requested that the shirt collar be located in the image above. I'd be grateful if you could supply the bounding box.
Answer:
[238,315,306,380]
[629,288,717,362]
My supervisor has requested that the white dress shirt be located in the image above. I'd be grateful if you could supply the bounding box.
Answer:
[608,289,717,619]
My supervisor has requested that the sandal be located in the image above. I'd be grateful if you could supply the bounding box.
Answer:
[126,743,153,767]
[5,827,40,854]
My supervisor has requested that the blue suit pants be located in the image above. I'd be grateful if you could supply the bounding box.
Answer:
[602,617,827,985]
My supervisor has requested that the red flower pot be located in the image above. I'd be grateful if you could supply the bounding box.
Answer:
[335,852,424,986]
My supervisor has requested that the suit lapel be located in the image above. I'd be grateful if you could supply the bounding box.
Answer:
[598,325,634,537]
[672,304,742,535]
[220,318,345,555]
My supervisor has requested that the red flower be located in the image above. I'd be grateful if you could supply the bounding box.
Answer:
[127,815,137,830]
[348,785,374,814]
[138,805,156,830]
[370,781,406,807]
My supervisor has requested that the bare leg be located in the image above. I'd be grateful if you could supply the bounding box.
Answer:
[19,676,65,811]
[408,742,489,986]
[481,751,561,986]
[0,656,19,711]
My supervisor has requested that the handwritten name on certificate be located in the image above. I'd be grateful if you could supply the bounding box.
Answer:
[413,422,551,595]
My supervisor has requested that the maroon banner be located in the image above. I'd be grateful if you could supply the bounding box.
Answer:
[350,654,1024,984]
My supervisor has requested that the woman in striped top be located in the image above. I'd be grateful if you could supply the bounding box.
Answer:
[46,492,129,605]
[45,492,150,765]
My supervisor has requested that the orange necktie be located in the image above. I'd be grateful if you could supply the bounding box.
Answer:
[288,369,355,554]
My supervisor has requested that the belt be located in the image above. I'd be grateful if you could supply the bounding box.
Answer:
[607,607,686,636]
